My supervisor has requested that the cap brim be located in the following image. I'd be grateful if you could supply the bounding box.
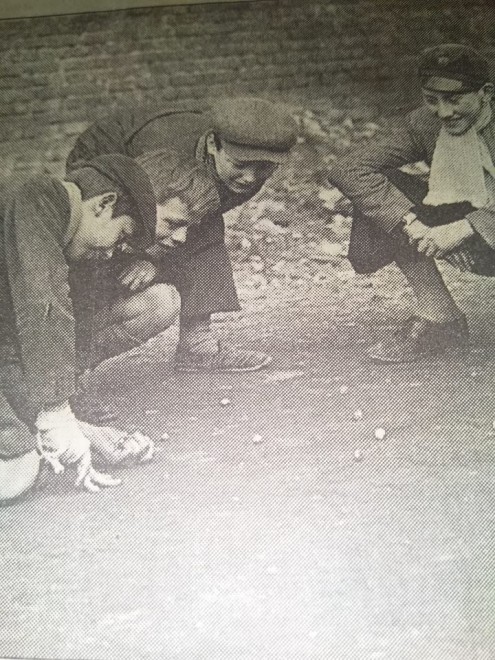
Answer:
[222,140,289,164]
[420,75,481,93]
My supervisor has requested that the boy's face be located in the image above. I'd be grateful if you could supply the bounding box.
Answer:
[156,197,190,248]
[422,79,493,135]
[70,193,137,260]
[206,135,278,194]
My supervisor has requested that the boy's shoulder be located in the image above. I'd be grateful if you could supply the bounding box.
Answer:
[0,172,62,196]
[0,173,69,226]
[407,105,441,139]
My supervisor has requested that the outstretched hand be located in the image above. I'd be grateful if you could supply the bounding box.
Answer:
[74,452,121,492]
[36,403,122,492]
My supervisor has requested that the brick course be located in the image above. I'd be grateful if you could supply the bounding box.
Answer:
[0,0,493,173]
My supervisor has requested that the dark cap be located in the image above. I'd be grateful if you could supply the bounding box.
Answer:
[74,154,157,248]
[211,97,298,163]
[418,44,490,92]
[136,149,220,223]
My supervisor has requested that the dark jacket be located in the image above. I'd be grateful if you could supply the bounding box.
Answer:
[329,105,495,263]
[66,104,265,319]
[67,104,264,248]
[0,175,77,413]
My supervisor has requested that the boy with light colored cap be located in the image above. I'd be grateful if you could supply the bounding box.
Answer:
[329,43,495,363]
[67,97,298,373]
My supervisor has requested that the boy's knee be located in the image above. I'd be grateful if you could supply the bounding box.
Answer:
[0,449,40,503]
[142,283,181,329]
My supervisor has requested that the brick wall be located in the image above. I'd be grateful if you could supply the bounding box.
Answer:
[1,0,494,173]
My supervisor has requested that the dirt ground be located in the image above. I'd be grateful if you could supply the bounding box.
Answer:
[2,111,495,660]
[2,257,495,660]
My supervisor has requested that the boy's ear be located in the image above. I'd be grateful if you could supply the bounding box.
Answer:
[482,82,494,97]
[205,132,218,156]
[92,192,118,216]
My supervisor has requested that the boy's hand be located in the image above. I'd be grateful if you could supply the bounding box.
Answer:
[118,260,158,291]
[416,220,474,258]
[36,402,122,492]
[77,422,154,468]
[403,218,429,244]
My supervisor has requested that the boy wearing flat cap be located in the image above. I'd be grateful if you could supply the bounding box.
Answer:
[67,97,298,373]
[0,155,160,503]
[329,44,495,362]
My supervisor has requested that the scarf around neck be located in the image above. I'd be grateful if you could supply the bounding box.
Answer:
[424,101,495,208]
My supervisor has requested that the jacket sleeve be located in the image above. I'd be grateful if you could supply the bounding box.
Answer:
[4,178,77,411]
[328,116,428,233]
[465,207,495,249]
[66,110,133,171]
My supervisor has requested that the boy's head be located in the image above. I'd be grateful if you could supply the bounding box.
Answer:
[66,155,156,259]
[419,44,493,135]
[206,97,298,194]
[136,150,220,248]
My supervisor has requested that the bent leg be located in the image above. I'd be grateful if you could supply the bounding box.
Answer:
[350,169,465,323]
[160,241,241,319]
[349,171,470,362]
[394,238,463,323]
[158,241,272,372]
[87,282,181,367]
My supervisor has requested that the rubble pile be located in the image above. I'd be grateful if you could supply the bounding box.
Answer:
[225,105,385,299]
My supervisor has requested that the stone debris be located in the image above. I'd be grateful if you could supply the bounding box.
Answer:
[353,449,364,462]
[374,427,386,441]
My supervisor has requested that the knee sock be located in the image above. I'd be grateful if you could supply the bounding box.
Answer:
[395,251,463,323]
[88,324,142,368]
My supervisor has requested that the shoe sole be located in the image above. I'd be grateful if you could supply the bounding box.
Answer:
[175,355,273,373]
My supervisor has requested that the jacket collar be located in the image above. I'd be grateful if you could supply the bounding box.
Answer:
[61,181,83,249]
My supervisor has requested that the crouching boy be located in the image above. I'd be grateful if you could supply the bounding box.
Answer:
[329,44,495,363]
[0,155,161,502]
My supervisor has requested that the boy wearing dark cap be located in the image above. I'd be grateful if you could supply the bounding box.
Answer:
[67,97,298,373]
[0,155,159,503]
[329,44,495,362]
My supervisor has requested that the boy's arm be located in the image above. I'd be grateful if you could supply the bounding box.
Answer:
[464,206,495,250]
[328,115,428,233]
[4,177,77,411]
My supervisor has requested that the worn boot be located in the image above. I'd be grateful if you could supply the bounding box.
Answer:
[368,314,469,363]
[175,314,272,373]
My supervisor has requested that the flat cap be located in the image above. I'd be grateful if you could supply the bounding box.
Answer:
[211,97,298,163]
[74,154,157,248]
[418,43,490,92]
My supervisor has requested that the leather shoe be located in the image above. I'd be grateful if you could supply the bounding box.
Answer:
[368,315,469,363]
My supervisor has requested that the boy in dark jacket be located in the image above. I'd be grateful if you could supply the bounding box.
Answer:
[67,97,298,372]
[0,155,159,502]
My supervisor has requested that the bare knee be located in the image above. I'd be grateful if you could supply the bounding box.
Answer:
[141,283,181,330]
[0,450,40,503]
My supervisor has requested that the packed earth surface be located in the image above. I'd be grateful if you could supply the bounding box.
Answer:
[2,106,495,660]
